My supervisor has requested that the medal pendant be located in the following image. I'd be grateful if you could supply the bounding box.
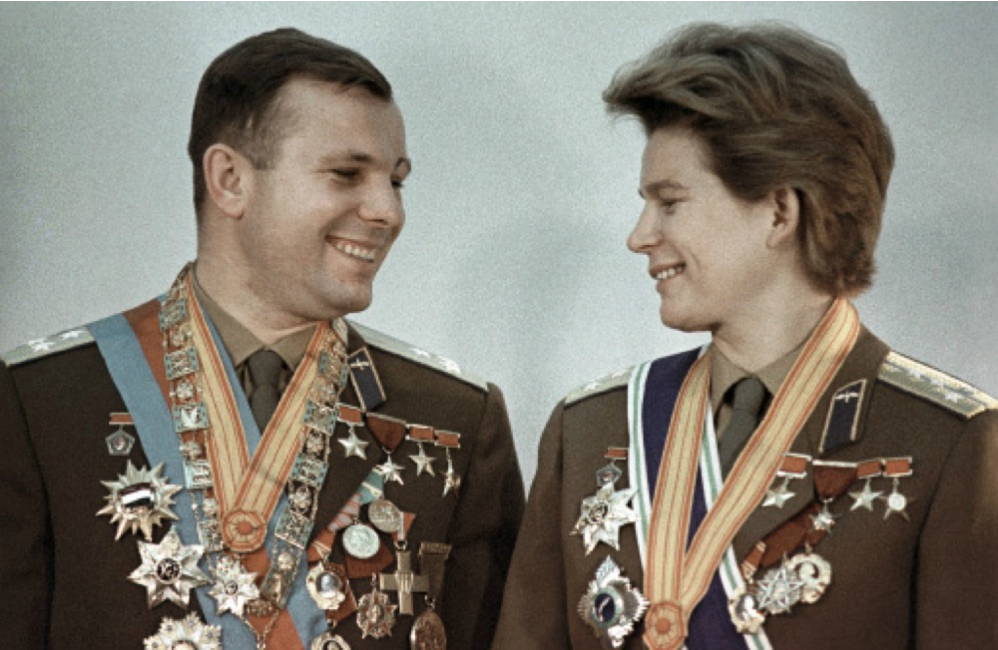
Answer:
[343,522,381,560]
[728,586,766,634]
[208,555,260,617]
[143,612,222,650]
[762,477,795,509]
[411,609,447,650]
[356,585,397,639]
[307,562,350,611]
[129,528,210,609]
[571,483,638,555]
[754,561,803,616]
[881,478,911,521]
[369,498,403,534]
[311,631,352,650]
[786,553,832,604]
[97,461,181,541]
[577,556,648,649]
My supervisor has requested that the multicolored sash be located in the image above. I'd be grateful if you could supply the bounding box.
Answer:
[631,298,859,649]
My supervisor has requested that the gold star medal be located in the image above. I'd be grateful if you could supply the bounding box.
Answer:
[129,528,210,609]
[96,461,181,541]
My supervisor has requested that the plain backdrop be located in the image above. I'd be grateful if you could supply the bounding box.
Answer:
[2,3,996,486]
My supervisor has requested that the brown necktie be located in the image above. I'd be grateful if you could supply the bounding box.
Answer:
[718,376,768,477]
[246,349,286,430]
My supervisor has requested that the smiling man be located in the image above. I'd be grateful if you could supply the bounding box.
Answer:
[495,22,998,650]
[0,28,523,649]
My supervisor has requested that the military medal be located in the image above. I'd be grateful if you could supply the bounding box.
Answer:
[762,453,810,509]
[753,561,804,615]
[849,459,883,512]
[97,461,181,541]
[129,528,211,609]
[880,457,913,521]
[368,498,403,535]
[106,412,136,456]
[311,631,352,650]
[336,404,369,460]
[208,554,259,617]
[572,448,637,555]
[307,561,351,611]
[143,612,222,650]
[378,545,430,615]
[578,556,649,649]
[786,552,832,604]
[343,521,381,560]
[356,581,397,639]
[411,609,447,650]
[436,431,462,497]
[408,425,438,477]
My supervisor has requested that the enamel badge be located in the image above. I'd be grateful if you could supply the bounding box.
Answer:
[97,461,181,541]
[578,556,649,649]
[129,528,210,609]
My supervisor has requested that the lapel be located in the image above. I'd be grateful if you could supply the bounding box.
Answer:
[732,327,890,556]
[309,323,385,543]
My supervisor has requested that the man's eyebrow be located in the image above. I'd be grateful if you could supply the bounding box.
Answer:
[639,179,688,198]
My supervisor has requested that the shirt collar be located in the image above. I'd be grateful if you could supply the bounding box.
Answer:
[191,268,314,370]
[710,339,805,413]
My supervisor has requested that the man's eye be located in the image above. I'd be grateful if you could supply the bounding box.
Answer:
[391,179,406,190]
[332,169,359,180]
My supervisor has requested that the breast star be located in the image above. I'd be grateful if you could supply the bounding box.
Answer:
[849,480,883,512]
[571,483,638,555]
[129,528,210,609]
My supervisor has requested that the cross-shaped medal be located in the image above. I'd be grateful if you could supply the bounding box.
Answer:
[377,548,429,615]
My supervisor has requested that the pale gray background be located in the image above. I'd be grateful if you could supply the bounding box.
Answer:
[2,3,996,486]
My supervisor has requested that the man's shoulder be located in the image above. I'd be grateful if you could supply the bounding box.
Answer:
[347,320,489,392]
[563,366,634,407]
[877,350,998,420]
[2,327,96,368]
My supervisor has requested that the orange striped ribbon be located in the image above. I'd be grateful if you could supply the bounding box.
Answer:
[643,298,860,649]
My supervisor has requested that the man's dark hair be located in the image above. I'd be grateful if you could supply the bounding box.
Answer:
[188,27,393,215]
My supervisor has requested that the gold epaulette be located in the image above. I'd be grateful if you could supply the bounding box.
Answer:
[347,320,488,392]
[2,327,95,367]
[878,351,998,419]
[564,367,633,406]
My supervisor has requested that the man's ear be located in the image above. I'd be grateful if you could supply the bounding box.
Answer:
[203,144,252,219]
[766,186,801,249]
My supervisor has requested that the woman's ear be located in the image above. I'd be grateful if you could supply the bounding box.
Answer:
[766,186,801,249]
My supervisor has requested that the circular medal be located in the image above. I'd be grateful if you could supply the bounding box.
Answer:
[728,586,766,634]
[786,553,832,604]
[368,498,402,534]
[307,562,348,611]
[342,523,381,560]
[410,609,447,650]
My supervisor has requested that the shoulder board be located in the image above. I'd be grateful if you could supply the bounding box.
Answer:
[878,351,998,420]
[2,327,95,367]
[565,367,633,406]
[347,320,488,392]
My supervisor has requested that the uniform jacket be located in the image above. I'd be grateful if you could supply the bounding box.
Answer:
[494,327,998,649]
[0,314,524,649]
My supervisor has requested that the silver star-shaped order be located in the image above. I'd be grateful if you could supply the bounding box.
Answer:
[809,504,837,532]
[339,428,369,459]
[377,455,405,485]
[97,461,181,541]
[409,444,437,477]
[755,562,804,615]
[143,612,222,650]
[762,479,795,509]
[881,483,912,521]
[571,483,638,555]
[849,480,883,512]
[356,588,398,639]
[577,555,649,649]
[129,528,210,609]
[207,556,259,617]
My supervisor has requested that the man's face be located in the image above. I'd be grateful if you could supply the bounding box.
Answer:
[236,78,409,324]
[627,125,778,336]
